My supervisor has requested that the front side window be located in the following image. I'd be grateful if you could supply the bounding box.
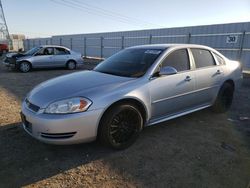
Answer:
[44,47,54,55]
[36,47,54,56]
[94,48,163,78]
[162,49,190,72]
[191,49,215,68]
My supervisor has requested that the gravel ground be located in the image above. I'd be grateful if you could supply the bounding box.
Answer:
[0,60,250,188]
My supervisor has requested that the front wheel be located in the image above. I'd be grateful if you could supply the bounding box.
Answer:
[98,104,143,150]
[211,83,234,113]
[19,62,31,73]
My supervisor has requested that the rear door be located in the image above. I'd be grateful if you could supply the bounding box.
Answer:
[190,48,224,106]
[54,47,71,67]
[149,48,196,121]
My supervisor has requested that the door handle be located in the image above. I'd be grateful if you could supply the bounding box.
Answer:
[216,70,223,75]
[185,76,192,82]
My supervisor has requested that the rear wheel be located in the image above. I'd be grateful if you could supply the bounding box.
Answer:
[98,104,143,150]
[211,83,234,113]
[19,62,31,73]
[67,61,76,70]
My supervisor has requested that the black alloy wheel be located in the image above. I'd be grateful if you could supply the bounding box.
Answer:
[99,104,143,150]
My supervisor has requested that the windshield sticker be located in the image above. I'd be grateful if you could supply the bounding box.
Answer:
[145,50,162,55]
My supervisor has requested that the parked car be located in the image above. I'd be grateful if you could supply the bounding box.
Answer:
[0,43,9,56]
[2,45,83,72]
[21,44,242,149]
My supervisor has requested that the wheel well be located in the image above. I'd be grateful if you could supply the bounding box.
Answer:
[224,79,235,91]
[97,98,147,135]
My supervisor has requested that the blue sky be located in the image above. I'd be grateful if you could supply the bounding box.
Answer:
[2,0,250,38]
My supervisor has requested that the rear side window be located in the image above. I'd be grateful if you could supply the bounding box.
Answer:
[213,53,225,65]
[55,48,70,55]
[191,49,215,68]
[162,49,190,72]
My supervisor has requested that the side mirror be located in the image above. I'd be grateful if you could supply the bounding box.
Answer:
[159,66,177,76]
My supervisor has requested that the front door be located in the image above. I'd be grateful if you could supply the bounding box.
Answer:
[31,47,54,68]
[149,48,196,122]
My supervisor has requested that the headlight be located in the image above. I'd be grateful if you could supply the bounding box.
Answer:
[45,97,92,114]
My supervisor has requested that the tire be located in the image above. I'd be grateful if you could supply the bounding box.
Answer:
[67,61,76,70]
[98,104,143,150]
[211,83,234,113]
[19,62,31,73]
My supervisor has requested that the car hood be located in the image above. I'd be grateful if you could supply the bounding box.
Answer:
[27,71,135,108]
[6,52,27,58]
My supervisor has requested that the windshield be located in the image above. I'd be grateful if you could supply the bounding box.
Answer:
[94,48,163,78]
[24,47,42,56]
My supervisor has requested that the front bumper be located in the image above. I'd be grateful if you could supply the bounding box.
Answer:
[3,61,16,68]
[2,57,17,68]
[21,102,104,145]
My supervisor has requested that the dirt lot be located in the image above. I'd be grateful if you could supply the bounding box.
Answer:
[0,60,250,188]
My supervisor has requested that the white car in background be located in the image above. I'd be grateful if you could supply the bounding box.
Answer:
[3,45,83,72]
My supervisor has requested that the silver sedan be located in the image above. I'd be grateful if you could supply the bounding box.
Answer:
[21,44,242,149]
[3,45,83,72]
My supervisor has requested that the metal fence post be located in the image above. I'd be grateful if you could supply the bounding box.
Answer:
[70,38,73,49]
[238,31,246,61]
[59,38,62,46]
[100,36,103,58]
[149,34,152,44]
[187,33,191,44]
[121,36,124,49]
[84,37,86,57]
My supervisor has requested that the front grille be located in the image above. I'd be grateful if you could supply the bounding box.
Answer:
[24,121,32,134]
[25,99,40,112]
[4,58,10,63]
[5,57,16,64]
[41,132,76,139]
[21,113,32,134]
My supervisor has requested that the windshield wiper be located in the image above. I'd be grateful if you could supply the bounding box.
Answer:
[99,70,120,76]
[95,70,130,77]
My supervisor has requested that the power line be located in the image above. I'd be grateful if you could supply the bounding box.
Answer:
[68,0,163,28]
[50,0,161,28]
[50,0,142,27]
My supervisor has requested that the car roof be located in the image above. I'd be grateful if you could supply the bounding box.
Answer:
[127,44,213,51]
[39,45,71,50]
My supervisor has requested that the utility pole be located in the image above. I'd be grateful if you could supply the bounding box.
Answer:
[0,0,11,49]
